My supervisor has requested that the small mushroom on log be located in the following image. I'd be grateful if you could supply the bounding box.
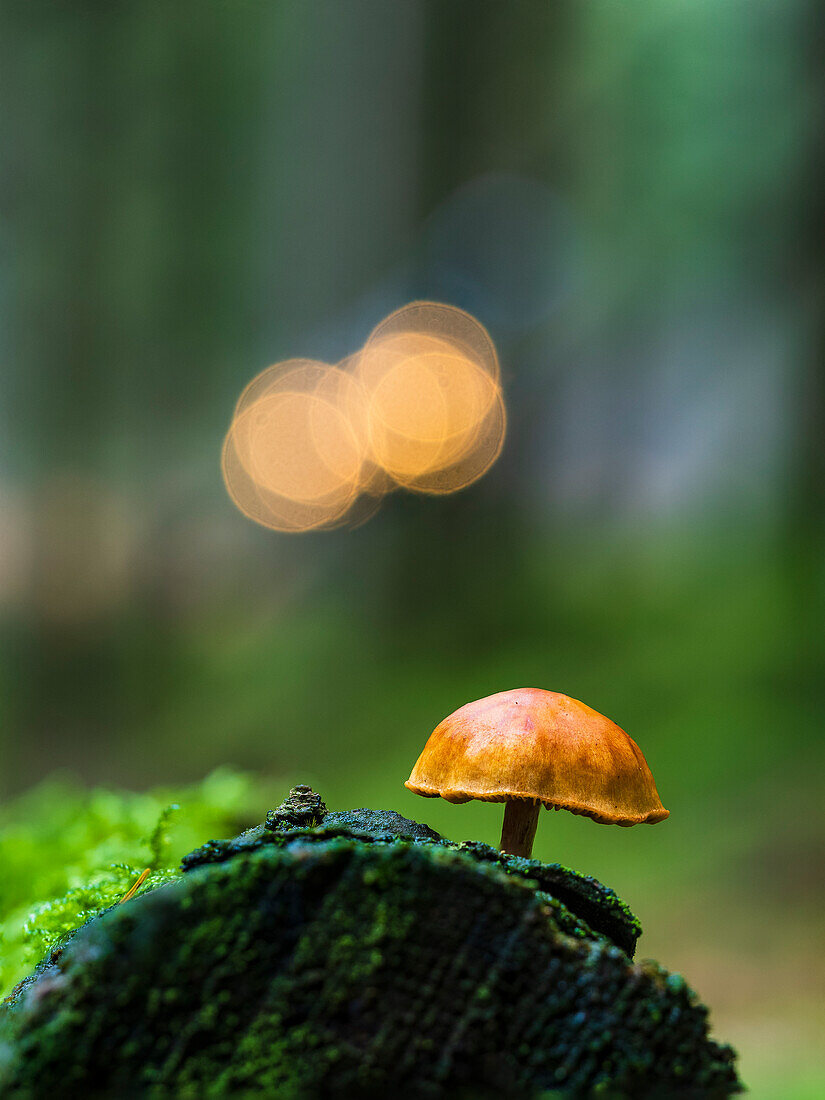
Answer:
[406,687,669,858]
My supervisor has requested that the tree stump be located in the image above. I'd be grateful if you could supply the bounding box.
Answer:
[0,787,741,1097]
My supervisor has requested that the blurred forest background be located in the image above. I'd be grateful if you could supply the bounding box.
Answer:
[1,2,824,1096]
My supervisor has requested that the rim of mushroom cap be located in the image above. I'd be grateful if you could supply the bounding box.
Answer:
[404,779,669,826]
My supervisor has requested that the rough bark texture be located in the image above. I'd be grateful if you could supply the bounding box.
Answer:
[0,788,740,1098]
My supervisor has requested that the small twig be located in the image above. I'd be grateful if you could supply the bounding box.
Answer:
[118,868,150,905]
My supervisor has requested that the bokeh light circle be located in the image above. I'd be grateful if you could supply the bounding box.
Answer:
[222,302,507,532]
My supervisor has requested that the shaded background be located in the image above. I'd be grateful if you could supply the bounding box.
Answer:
[1,1,824,1095]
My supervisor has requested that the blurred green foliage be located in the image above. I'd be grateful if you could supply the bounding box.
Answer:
[0,769,274,997]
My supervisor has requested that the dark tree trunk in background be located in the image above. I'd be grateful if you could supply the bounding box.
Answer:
[370,2,566,654]
[0,4,262,789]
[798,4,825,541]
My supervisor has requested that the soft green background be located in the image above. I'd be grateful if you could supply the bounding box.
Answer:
[1,3,823,1096]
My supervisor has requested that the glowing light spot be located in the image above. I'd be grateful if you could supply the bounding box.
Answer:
[221,302,507,532]
[368,301,500,384]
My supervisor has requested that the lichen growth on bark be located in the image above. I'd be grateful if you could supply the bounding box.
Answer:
[0,788,741,1098]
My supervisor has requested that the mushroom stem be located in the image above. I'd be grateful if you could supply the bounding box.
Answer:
[499,799,541,858]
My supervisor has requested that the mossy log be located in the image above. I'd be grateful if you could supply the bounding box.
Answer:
[0,787,741,1098]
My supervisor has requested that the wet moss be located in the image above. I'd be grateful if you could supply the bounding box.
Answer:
[184,793,637,957]
[0,792,741,1098]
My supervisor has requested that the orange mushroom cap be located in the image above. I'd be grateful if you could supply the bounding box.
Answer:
[405,688,669,827]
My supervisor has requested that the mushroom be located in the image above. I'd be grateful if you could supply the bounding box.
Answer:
[405,688,669,859]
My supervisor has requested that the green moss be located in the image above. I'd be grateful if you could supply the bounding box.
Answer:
[0,769,275,998]
[186,796,640,957]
